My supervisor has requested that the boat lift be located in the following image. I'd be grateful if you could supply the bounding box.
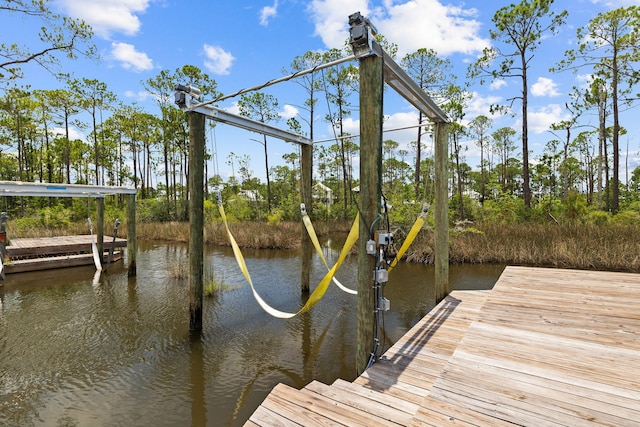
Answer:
[0,181,138,277]
[176,12,450,374]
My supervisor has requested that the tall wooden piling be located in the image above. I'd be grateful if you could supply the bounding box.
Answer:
[300,143,313,294]
[434,121,449,302]
[356,53,383,375]
[96,198,105,265]
[188,111,206,331]
[0,212,7,262]
[126,193,137,277]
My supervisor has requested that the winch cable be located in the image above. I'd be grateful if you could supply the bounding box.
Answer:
[387,203,429,273]
[366,205,388,369]
[217,195,359,319]
[300,203,357,295]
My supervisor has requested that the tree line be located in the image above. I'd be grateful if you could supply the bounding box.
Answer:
[1,0,639,226]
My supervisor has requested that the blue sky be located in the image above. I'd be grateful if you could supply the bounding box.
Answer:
[3,0,640,183]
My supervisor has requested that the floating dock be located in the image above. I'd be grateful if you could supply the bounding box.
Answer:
[4,235,126,273]
[246,266,640,426]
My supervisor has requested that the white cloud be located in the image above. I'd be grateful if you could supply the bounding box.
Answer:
[384,111,420,128]
[489,80,507,91]
[224,101,241,115]
[111,42,153,72]
[308,0,489,57]
[341,117,360,135]
[382,111,423,150]
[576,73,592,88]
[260,1,279,26]
[279,104,299,119]
[58,0,150,38]
[124,90,151,102]
[466,92,505,119]
[525,104,571,134]
[531,77,560,97]
[203,44,235,75]
[50,127,84,141]
[308,0,369,50]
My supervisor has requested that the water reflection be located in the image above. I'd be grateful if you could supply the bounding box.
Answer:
[0,241,503,426]
[190,333,206,427]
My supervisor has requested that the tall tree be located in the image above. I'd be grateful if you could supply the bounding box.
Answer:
[0,0,96,83]
[323,48,358,218]
[69,78,115,185]
[441,84,471,220]
[144,66,217,218]
[144,69,179,217]
[32,89,55,182]
[492,127,517,193]
[0,87,38,213]
[572,130,596,204]
[549,100,581,200]
[0,87,35,183]
[402,48,453,199]
[174,65,218,205]
[469,0,567,208]
[554,6,640,213]
[238,91,280,214]
[286,51,323,143]
[468,115,493,204]
[36,88,79,183]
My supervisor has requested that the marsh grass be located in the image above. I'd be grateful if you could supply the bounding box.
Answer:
[9,219,640,272]
[405,223,640,272]
[136,220,303,248]
[203,266,236,297]
[167,261,235,297]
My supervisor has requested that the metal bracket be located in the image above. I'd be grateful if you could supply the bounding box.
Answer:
[348,12,378,58]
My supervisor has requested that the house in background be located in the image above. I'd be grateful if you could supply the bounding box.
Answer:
[313,183,334,212]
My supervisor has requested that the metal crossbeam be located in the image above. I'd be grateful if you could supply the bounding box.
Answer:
[175,92,312,145]
[0,181,137,198]
[374,44,449,123]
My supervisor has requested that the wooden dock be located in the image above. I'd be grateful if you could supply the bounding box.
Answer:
[246,266,640,426]
[3,235,126,273]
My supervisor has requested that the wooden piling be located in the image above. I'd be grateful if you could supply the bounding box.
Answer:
[0,212,7,261]
[356,53,383,375]
[300,143,313,294]
[0,211,6,281]
[96,197,104,266]
[188,111,206,331]
[434,121,449,302]
[126,193,137,277]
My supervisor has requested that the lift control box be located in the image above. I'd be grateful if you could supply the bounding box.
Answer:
[375,231,394,246]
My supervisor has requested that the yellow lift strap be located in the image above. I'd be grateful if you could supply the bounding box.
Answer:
[301,204,357,295]
[218,202,359,319]
[387,204,429,273]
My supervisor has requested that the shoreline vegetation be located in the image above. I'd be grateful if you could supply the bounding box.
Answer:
[8,220,640,273]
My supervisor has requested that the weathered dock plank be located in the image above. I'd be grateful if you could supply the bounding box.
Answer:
[429,266,640,426]
[6,235,126,257]
[4,251,122,273]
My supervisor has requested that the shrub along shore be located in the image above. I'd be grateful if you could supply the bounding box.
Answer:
[8,220,639,273]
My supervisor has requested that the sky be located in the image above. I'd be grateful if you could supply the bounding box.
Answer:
[3,0,640,184]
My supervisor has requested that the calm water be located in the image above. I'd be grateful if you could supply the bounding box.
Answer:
[0,241,504,426]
